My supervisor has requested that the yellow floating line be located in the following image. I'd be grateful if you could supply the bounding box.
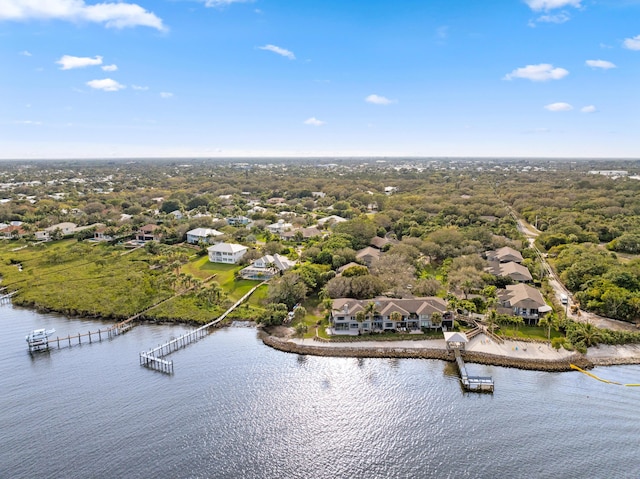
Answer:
[570,364,640,387]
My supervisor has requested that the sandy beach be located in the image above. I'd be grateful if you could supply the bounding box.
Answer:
[262,329,640,371]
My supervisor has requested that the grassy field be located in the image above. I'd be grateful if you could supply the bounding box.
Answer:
[0,239,268,324]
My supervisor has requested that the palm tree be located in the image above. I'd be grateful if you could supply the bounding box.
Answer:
[355,310,366,334]
[390,311,402,331]
[485,309,498,335]
[431,312,443,330]
[364,301,378,332]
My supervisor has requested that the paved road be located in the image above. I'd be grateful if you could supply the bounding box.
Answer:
[508,207,637,332]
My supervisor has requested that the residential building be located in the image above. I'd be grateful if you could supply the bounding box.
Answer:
[207,242,248,264]
[317,215,347,227]
[226,216,250,226]
[356,246,381,267]
[498,283,551,324]
[280,227,322,241]
[485,246,523,264]
[136,224,161,242]
[239,254,296,279]
[35,222,80,241]
[267,219,293,235]
[186,228,224,245]
[330,297,452,335]
[486,261,533,282]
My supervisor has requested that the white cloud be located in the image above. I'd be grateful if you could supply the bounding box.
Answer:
[160,92,173,98]
[530,11,571,25]
[304,117,325,126]
[585,59,616,69]
[544,102,573,111]
[102,64,118,71]
[86,78,125,92]
[503,63,569,81]
[525,0,581,11]
[205,0,253,6]
[14,120,42,125]
[436,25,448,40]
[0,0,165,31]
[258,44,295,60]
[365,94,395,105]
[581,105,597,113]
[57,55,102,70]
[623,35,640,50]
[132,85,149,90]
[20,50,32,56]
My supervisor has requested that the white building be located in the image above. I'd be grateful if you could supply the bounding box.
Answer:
[207,243,248,264]
[186,228,224,245]
[239,254,296,279]
[267,219,293,235]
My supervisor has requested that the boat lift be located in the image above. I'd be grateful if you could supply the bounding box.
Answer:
[26,328,56,352]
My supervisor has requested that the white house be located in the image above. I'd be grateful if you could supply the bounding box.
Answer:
[239,254,296,279]
[317,215,347,227]
[207,243,248,264]
[267,219,293,235]
[35,222,79,241]
[186,228,223,245]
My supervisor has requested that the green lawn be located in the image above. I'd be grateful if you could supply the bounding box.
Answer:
[497,325,563,341]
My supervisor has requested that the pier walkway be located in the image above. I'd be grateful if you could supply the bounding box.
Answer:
[454,348,494,392]
[140,282,266,374]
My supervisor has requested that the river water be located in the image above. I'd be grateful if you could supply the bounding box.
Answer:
[1,303,640,479]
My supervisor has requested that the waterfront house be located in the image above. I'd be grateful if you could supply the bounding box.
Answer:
[207,242,248,264]
[498,283,551,324]
[238,253,296,279]
[186,228,224,245]
[330,297,452,335]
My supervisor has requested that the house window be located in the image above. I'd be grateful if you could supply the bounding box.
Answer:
[350,323,359,329]
[384,322,393,329]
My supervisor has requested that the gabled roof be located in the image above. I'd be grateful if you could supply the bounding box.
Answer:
[370,236,391,249]
[331,296,448,317]
[380,302,410,317]
[502,283,546,308]
[356,246,381,259]
[487,246,523,263]
[499,261,532,281]
[444,332,468,343]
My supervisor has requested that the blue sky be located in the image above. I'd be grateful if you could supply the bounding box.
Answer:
[2,0,639,159]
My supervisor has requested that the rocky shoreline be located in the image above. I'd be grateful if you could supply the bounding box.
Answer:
[260,333,595,372]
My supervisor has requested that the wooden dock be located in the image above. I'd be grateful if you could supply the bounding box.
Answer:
[0,291,17,303]
[140,282,265,374]
[454,348,494,393]
[45,321,135,351]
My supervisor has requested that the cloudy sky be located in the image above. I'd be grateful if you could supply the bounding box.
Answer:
[2,0,639,159]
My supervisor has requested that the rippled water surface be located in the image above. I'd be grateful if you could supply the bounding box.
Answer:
[2,303,640,479]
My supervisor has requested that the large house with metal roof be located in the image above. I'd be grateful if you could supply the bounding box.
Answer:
[207,242,248,264]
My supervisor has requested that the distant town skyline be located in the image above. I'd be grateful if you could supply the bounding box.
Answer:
[2,0,639,159]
